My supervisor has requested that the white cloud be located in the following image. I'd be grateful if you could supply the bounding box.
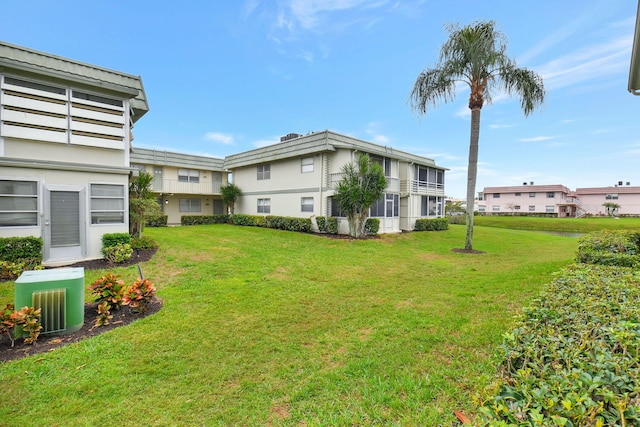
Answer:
[253,137,281,148]
[519,136,555,142]
[204,132,235,145]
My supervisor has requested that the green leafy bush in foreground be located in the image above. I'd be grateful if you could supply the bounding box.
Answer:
[576,230,640,267]
[476,264,640,426]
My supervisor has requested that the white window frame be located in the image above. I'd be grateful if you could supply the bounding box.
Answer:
[547,192,555,198]
[257,198,271,213]
[0,180,39,227]
[179,198,201,212]
[546,205,555,213]
[301,197,314,212]
[257,164,271,180]
[90,183,125,224]
[178,169,200,183]
[301,157,314,173]
[529,205,535,212]
[492,205,500,211]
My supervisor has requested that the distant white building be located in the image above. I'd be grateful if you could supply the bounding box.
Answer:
[479,182,640,217]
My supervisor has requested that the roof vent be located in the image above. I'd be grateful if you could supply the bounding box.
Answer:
[530,182,534,185]
[280,133,302,142]
[523,182,527,185]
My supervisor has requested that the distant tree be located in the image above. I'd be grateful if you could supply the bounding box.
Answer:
[129,171,162,237]
[334,154,387,238]
[410,20,544,251]
[445,200,465,216]
[221,183,242,215]
[603,202,620,217]
[505,202,519,215]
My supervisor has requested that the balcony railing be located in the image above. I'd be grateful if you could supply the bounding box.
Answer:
[400,180,444,195]
[329,173,399,192]
[154,179,222,195]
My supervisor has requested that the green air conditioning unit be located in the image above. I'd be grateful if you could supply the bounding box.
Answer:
[15,267,85,336]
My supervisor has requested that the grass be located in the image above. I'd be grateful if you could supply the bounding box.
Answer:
[0,224,579,425]
[474,215,640,233]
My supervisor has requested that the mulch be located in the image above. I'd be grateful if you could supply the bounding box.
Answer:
[1,248,160,363]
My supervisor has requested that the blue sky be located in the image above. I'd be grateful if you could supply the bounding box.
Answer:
[2,0,638,198]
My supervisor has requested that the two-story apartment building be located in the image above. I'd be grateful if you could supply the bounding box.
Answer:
[0,41,148,265]
[130,148,228,224]
[480,183,640,217]
[224,130,446,233]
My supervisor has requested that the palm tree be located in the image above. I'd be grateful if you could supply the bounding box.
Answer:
[220,183,242,215]
[129,171,162,237]
[335,153,387,238]
[410,20,544,251]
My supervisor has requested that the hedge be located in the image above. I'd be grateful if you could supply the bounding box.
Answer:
[146,215,168,227]
[364,218,379,235]
[477,264,640,426]
[101,233,131,249]
[181,215,230,225]
[0,237,43,262]
[414,218,449,231]
[576,229,640,267]
[316,216,338,234]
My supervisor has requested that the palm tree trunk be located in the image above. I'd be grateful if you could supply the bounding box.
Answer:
[465,107,481,250]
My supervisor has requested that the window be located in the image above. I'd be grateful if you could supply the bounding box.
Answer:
[421,195,440,216]
[330,197,345,217]
[372,193,399,217]
[478,205,486,212]
[529,192,536,198]
[0,180,38,227]
[529,205,535,212]
[493,193,500,198]
[178,169,199,183]
[515,192,521,196]
[371,156,391,177]
[606,193,619,200]
[257,164,270,180]
[301,197,314,212]
[492,205,500,211]
[91,184,124,224]
[547,192,555,198]
[257,198,271,213]
[301,157,314,173]
[179,198,201,212]
[546,205,554,213]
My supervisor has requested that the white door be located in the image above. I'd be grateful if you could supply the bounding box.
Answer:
[44,189,84,262]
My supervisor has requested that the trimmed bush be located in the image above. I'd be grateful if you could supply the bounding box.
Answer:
[0,237,43,262]
[364,218,380,235]
[146,215,168,227]
[181,215,230,225]
[316,216,327,233]
[326,217,339,235]
[131,236,159,250]
[477,264,640,426]
[414,218,449,231]
[101,233,131,249]
[576,229,640,267]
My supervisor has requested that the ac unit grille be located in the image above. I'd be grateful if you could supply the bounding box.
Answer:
[32,288,66,334]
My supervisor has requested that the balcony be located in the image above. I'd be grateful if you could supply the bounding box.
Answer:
[153,179,222,195]
[400,180,445,195]
[329,173,400,192]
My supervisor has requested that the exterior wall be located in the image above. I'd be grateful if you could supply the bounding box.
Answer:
[576,187,640,216]
[0,165,129,265]
[0,42,148,265]
[479,185,574,216]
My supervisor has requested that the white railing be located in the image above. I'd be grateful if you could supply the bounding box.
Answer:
[156,179,222,195]
[329,173,399,192]
[400,180,444,195]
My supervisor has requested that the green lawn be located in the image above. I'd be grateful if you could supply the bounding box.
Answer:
[0,225,578,425]
[474,215,640,233]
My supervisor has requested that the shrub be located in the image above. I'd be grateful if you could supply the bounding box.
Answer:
[1,304,42,347]
[326,217,339,234]
[364,218,379,235]
[89,273,126,311]
[0,258,44,281]
[316,216,327,232]
[182,215,230,225]
[146,215,168,227]
[95,302,113,327]
[131,236,159,250]
[101,233,131,249]
[103,243,133,264]
[414,218,449,231]
[476,264,640,426]
[0,237,43,262]
[122,278,157,313]
[576,230,640,267]
[448,214,466,225]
